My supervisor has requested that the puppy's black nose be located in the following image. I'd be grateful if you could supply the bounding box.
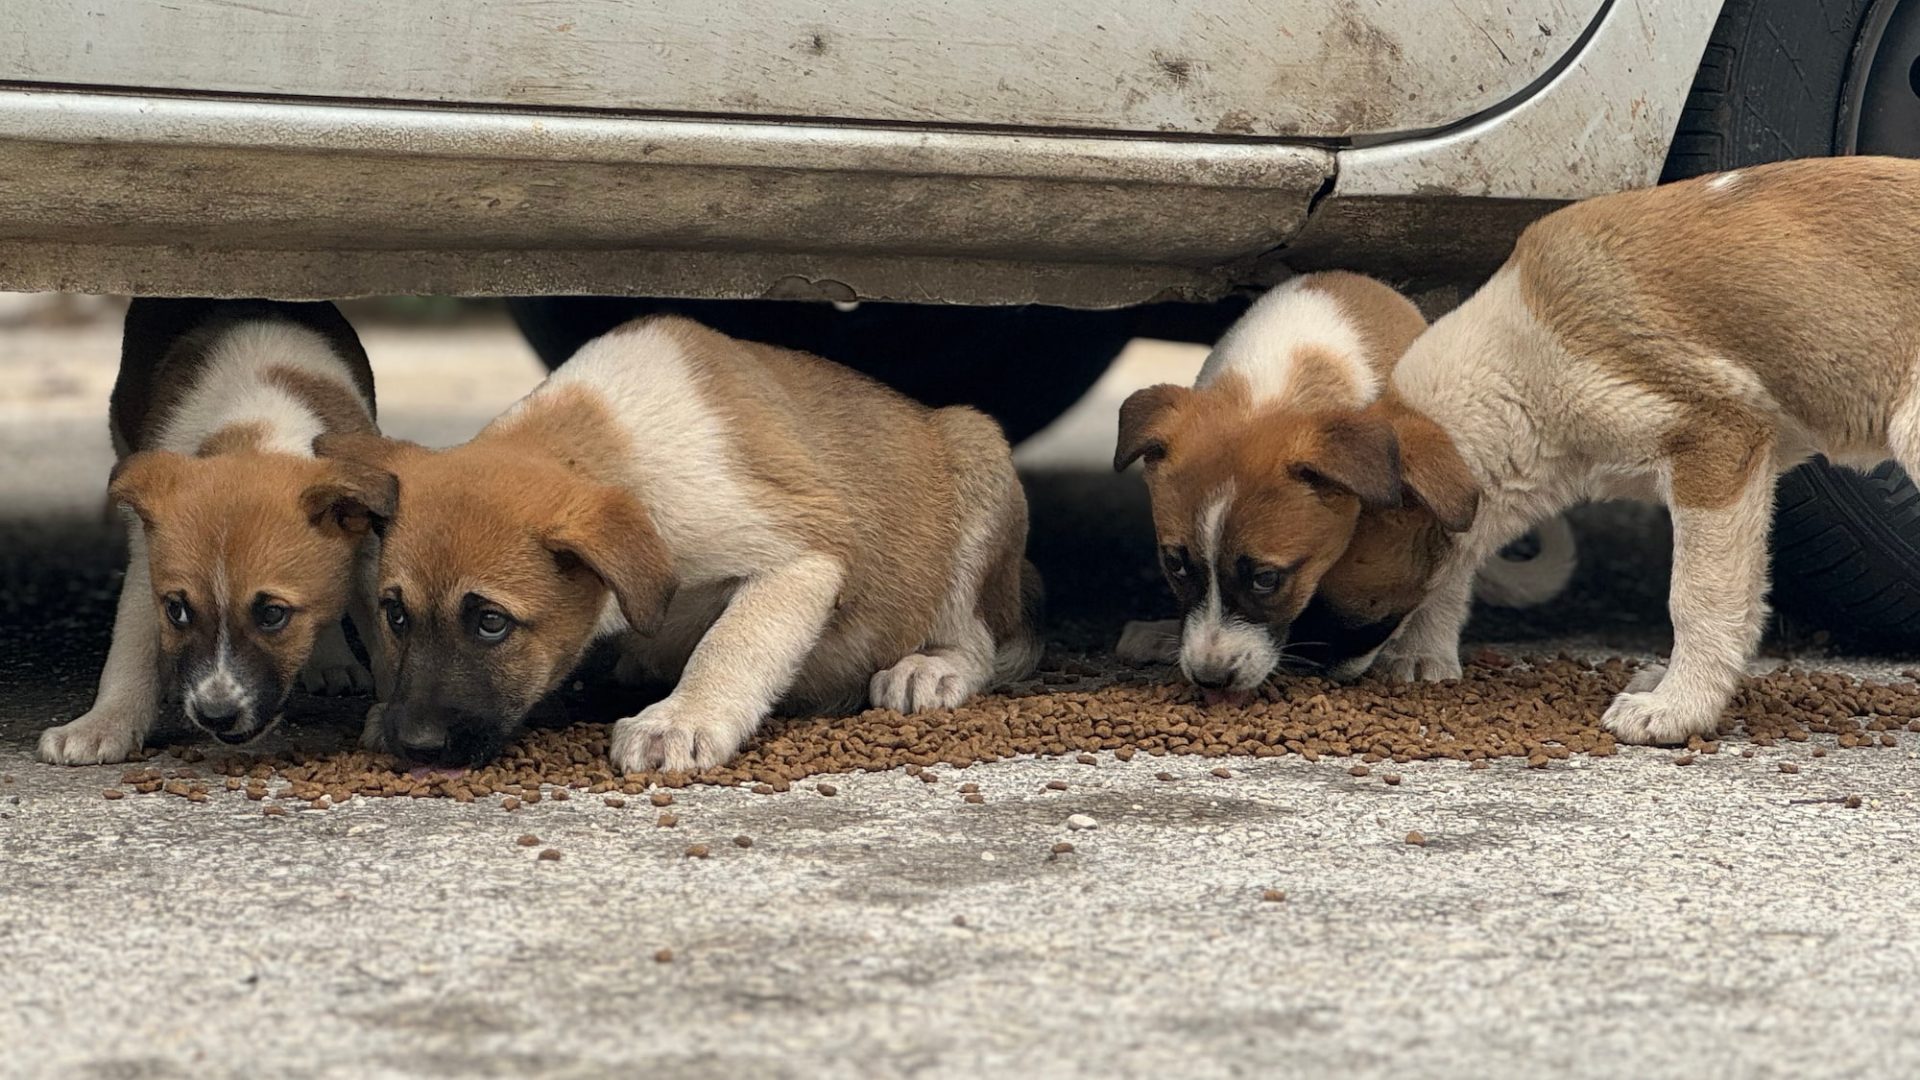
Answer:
[388,706,449,760]
[1191,670,1235,691]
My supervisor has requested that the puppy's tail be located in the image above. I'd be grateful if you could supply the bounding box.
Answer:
[991,560,1046,685]
[1473,514,1578,608]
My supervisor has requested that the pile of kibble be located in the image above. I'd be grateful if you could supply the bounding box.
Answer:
[105,655,1919,808]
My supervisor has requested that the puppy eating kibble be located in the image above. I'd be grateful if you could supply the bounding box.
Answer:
[1112,272,1574,699]
[1298,156,1920,744]
[38,300,391,764]
[319,315,1041,770]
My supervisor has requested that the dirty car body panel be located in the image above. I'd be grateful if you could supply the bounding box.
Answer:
[0,0,1723,304]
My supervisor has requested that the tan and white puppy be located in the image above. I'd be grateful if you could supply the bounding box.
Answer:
[1305,155,1920,744]
[1112,272,1573,697]
[39,299,392,764]
[319,315,1041,771]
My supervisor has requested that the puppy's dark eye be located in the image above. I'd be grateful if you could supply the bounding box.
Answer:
[254,600,291,633]
[164,596,192,628]
[1250,567,1285,595]
[382,599,409,634]
[1161,546,1192,579]
[474,609,512,643]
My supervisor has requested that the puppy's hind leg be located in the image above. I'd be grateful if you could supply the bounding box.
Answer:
[1604,436,1774,745]
[40,523,160,764]
[872,407,1038,713]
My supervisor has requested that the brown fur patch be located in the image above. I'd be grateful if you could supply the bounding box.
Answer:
[265,365,376,437]
[1512,156,1920,507]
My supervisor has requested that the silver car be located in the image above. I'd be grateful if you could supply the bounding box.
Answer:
[2,0,1915,643]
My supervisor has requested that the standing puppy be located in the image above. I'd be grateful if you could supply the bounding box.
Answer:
[1301,156,1920,744]
[1113,272,1573,698]
[319,315,1040,771]
[39,299,392,764]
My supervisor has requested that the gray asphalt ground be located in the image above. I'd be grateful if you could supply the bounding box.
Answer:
[3,299,1918,1079]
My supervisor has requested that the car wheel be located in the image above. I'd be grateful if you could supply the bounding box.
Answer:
[1662,0,1920,648]
[506,297,1139,445]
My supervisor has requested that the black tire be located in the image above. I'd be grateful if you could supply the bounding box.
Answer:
[506,297,1138,445]
[1662,0,1920,648]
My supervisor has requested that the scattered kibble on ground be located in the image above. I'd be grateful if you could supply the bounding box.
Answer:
[515,834,539,847]
[95,660,1918,807]
[1406,831,1428,847]
[654,948,674,964]
[537,848,561,862]
[1261,889,1287,903]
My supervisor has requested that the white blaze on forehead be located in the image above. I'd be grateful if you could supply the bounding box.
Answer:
[1196,279,1374,407]
[1178,482,1278,691]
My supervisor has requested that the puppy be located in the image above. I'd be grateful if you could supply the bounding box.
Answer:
[39,299,392,764]
[1297,156,1920,744]
[318,315,1041,770]
[1112,272,1574,697]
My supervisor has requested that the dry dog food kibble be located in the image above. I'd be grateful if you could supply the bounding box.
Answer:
[962,793,985,804]
[959,783,980,794]
[733,835,753,848]
[538,848,561,861]
[1210,767,1233,779]
[102,789,124,801]
[650,793,674,807]
[685,844,710,859]
[1383,774,1403,786]
[1051,842,1074,855]
[1406,831,1428,846]
[1349,766,1370,778]
[604,797,626,808]
[654,948,674,964]
[106,660,1920,805]
[657,813,678,828]
[1045,780,1069,791]
[516,834,540,847]
[1261,889,1287,903]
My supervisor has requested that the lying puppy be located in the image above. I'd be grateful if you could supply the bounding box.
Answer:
[1300,156,1920,744]
[319,315,1041,770]
[39,299,391,764]
[1113,272,1575,697]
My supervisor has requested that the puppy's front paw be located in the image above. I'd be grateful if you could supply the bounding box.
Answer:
[1601,691,1716,746]
[38,708,149,765]
[1376,649,1462,683]
[359,702,389,751]
[610,697,755,774]
[1115,619,1181,666]
[870,652,982,713]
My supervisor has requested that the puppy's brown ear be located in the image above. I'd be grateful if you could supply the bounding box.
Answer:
[107,451,189,530]
[1391,411,1479,533]
[1115,384,1189,471]
[300,458,398,537]
[1291,414,1403,510]
[544,486,678,635]
[312,432,425,473]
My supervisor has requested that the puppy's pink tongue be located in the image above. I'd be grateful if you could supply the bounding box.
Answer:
[1201,689,1252,708]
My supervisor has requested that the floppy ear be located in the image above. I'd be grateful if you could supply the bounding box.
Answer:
[1115,384,1189,471]
[544,486,678,635]
[300,458,398,537]
[1390,410,1479,533]
[312,431,425,474]
[107,451,189,529]
[1291,414,1403,510]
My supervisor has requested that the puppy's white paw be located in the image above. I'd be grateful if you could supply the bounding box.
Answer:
[1115,619,1181,666]
[1376,649,1462,683]
[870,653,981,713]
[610,697,755,774]
[1624,664,1667,695]
[1601,691,1716,746]
[38,708,149,765]
[359,702,389,750]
